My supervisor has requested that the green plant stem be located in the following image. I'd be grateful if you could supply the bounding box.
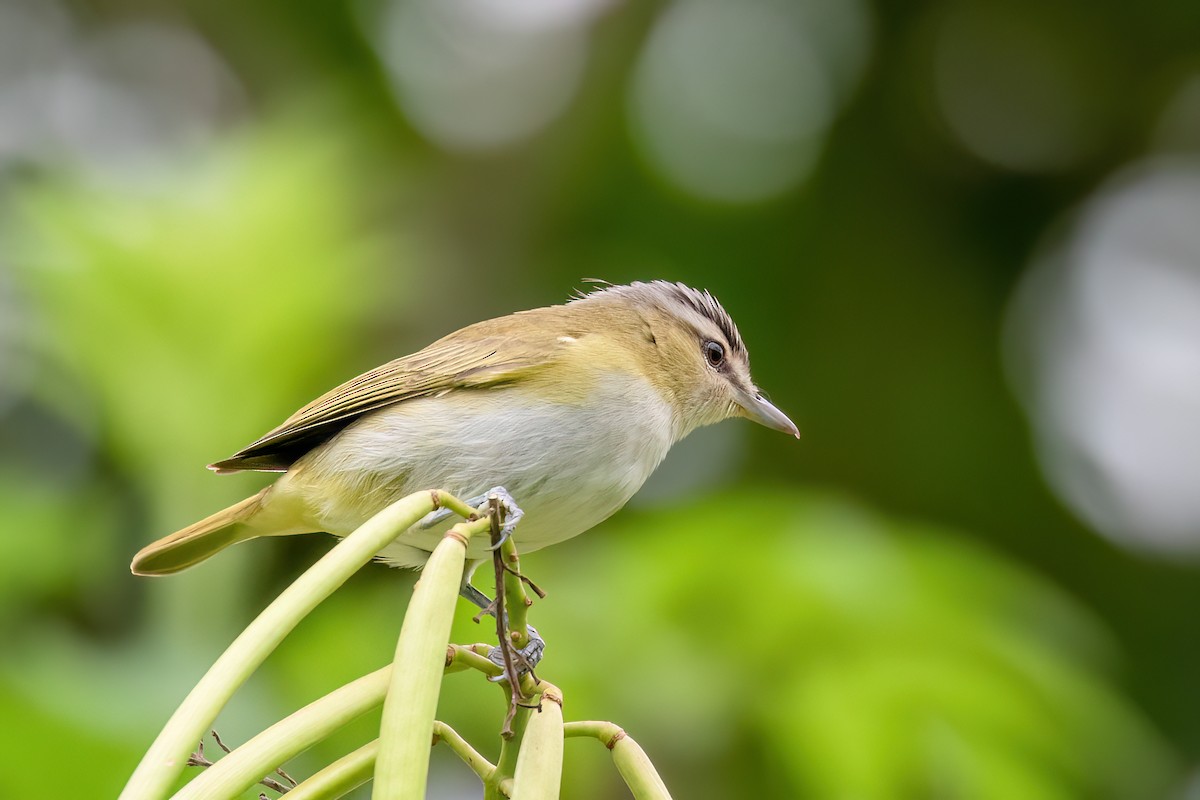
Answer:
[447,643,504,677]
[500,536,532,649]
[373,516,493,799]
[120,490,467,800]
[429,491,483,520]
[433,721,497,782]
[285,718,501,800]
[173,668,391,799]
[285,741,379,800]
[184,647,503,800]
[485,684,532,800]
[510,683,564,800]
[564,722,673,800]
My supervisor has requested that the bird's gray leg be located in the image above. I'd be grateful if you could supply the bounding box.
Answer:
[459,559,495,611]
[432,489,542,675]
[459,580,495,611]
[458,572,547,677]
[483,487,541,676]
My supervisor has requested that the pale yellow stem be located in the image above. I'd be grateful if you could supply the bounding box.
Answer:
[372,516,492,799]
[433,720,497,782]
[286,741,379,800]
[175,668,390,799]
[510,684,565,800]
[563,721,672,800]
[120,490,468,800]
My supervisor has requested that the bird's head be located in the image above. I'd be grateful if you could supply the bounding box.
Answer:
[575,281,798,440]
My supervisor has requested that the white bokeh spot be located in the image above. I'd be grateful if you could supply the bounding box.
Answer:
[630,0,870,204]
[1008,158,1200,553]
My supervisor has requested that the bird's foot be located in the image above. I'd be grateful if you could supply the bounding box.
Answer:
[483,487,524,550]
[417,501,466,530]
[459,577,544,678]
[487,623,545,680]
[417,486,524,541]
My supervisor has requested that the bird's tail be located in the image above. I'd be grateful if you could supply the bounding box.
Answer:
[131,489,269,576]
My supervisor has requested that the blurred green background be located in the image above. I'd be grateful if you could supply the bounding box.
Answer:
[2,0,1199,797]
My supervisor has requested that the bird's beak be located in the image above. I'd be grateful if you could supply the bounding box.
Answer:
[738,390,799,438]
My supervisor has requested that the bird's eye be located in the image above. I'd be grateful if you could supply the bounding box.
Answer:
[703,341,725,367]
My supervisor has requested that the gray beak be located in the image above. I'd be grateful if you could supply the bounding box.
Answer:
[739,390,799,438]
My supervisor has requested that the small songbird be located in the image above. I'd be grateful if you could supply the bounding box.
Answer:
[131,281,797,598]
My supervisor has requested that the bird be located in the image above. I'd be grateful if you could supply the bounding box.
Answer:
[130,281,798,603]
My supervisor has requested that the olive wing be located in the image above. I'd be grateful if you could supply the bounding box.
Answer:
[208,331,554,473]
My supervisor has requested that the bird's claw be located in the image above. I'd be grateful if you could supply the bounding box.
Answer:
[487,624,545,680]
[486,527,511,551]
[484,487,524,550]
[418,486,524,537]
[417,506,453,530]
[417,490,491,530]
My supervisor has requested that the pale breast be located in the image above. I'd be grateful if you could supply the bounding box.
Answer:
[272,372,677,567]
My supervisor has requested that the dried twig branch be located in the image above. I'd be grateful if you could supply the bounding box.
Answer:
[489,496,525,738]
[503,564,547,599]
[187,731,295,795]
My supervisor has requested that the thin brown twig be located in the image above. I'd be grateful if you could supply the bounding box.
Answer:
[471,599,498,625]
[189,730,296,794]
[186,741,208,768]
[489,497,525,738]
[502,564,547,599]
[212,729,297,788]
[210,730,231,754]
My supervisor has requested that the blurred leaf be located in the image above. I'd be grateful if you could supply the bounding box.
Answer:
[9,118,396,491]
[0,112,412,794]
[0,681,139,798]
[530,489,1176,799]
[0,474,119,626]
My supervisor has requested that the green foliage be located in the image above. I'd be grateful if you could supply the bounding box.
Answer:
[11,120,389,482]
[0,116,404,798]
[0,2,1193,793]
[0,681,141,798]
[106,488,1171,799]
[526,491,1174,799]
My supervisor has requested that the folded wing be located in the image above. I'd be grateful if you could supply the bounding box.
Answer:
[209,320,560,473]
